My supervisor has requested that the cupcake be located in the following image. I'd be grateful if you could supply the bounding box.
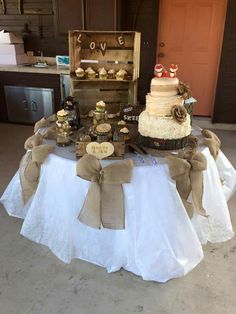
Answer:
[85,67,93,73]
[119,127,130,141]
[117,120,126,126]
[85,67,96,79]
[99,67,107,80]
[117,120,126,130]
[96,100,106,113]
[108,69,116,79]
[75,67,85,79]
[116,69,127,80]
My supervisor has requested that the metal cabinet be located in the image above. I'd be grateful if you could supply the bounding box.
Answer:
[4,86,54,123]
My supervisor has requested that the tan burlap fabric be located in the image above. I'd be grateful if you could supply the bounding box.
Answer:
[77,154,134,229]
[34,114,56,134]
[42,124,57,140]
[202,129,221,160]
[166,148,208,217]
[19,133,54,204]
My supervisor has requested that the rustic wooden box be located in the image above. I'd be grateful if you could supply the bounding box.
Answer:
[69,30,140,114]
[76,141,125,160]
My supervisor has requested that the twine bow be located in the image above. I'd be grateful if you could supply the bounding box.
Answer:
[202,129,221,160]
[166,148,208,217]
[19,133,54,204]
[77,154,134,229]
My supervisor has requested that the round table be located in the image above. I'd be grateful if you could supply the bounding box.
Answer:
[1,128,236,283]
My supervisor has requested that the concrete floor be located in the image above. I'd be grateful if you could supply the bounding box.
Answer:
[0,123,236,314]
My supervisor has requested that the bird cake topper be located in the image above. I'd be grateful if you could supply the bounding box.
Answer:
[154,64,178,78]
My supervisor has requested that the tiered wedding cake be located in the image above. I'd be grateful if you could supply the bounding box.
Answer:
[138,64,191,149]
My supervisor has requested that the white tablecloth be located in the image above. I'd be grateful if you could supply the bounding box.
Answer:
[1,141,236,283]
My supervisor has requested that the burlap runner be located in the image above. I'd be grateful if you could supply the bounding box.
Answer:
[166,148,207,217]
[19,133,54,204]
[34,114,56,134]
[202,129,221,160]
[77,154,134,229]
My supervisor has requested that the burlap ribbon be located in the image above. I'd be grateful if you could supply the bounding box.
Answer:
[151,84,178,92]
[19,133,54,204]
[202,129,221,160]
[77,154,134,229]
[166,148,208,217]
[34,114,56,137]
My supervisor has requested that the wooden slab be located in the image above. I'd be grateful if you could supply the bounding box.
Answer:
[76,141,125,159]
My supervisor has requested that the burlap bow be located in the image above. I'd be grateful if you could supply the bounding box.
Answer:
[34,114,56,136]
[202,129,221,160]
[77,154,134,229]
[19,133,54,204]
[166,148,207,217]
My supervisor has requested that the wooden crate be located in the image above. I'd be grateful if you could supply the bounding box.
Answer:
[68,31,140,113]
[72,79,138,115]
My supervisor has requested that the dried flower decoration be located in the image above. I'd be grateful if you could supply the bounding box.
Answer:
[171,105,187,124]
[178,81,192,100]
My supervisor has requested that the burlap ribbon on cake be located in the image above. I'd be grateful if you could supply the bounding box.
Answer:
[34,114,57,139]
[77,154,134,229]
[202,129,221,160]
[151,84,178,92]
[19,133,54,204]
[166,148,208,217]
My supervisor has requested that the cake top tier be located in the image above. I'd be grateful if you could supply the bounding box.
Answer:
[154,64,178,78]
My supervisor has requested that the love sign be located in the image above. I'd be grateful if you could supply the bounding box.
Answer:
[86,142,114,159]
[116,34,125,47]
[99,42,107,56]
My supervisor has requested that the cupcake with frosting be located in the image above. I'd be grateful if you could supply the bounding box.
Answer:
[85,67,96,79]
[116,119,126,131]
[119,126,130,141]
[75,67,85,79]
[117,120,126,126]
[99,68,107,80]
[116,69,127,80]
[108,69,116,79]
[96,100,106,112]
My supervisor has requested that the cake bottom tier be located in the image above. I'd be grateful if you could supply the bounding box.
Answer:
[138,110,191,139]
[139,134,189,150]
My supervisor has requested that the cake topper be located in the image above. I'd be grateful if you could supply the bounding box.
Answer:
[154,64,178,78]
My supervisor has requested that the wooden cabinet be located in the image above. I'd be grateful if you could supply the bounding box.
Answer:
[85,0,120,30]
[53,0,120,37]
[53,0,84,36]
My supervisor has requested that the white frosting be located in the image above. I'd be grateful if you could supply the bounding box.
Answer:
[117,69,127,75]
[118,120,126,126]
[57,109,68,117]
[75,67,84,73]
[87,68,95,74]
[138,111,191,139]
[151,77,179,97]
[108,69,115,74]
[85,67,93,73]
[120,127,129,134]
[99,68,107,75]
[96,100,106,108]
[146,94,184,116]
